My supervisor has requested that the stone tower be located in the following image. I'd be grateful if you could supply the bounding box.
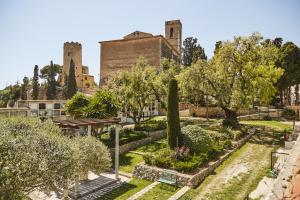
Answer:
[165,20,182,54]
[62,42,83,88]
[61,42,96,93]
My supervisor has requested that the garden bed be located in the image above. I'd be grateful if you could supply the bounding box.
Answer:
[133,126,257,188]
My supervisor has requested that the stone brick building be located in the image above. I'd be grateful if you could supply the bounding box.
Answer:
[60,42,96,92]
[99,20,182,84]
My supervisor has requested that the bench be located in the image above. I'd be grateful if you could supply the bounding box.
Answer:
[158,169,177,185]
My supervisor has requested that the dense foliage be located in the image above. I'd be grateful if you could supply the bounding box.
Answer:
[135,119,167,132]
[151,58,181,110]
[0,117,111,199]
[182,37,207,66]
[65,89,119,119]
[45,61,58,100]
[84,89,119,119]
[106,58,156,124]
[65,93,90,118]
[20,77,29,100]
[281,108,297,120]
[179,33,284,126]
[167,79,181,148]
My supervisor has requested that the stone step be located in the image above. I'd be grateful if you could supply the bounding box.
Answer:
[78,181,123,200]
[68,175,118,199]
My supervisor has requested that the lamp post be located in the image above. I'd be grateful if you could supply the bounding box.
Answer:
[115,124,121,180]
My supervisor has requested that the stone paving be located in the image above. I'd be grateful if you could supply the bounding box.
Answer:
[68,175,118,199]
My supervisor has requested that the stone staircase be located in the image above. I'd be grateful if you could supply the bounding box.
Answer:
[68,175,122,200]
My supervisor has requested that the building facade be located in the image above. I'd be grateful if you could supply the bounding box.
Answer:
[0,100,67,119]
[99,20,182,84]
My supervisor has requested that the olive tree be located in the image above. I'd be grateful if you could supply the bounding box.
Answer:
[178,33,284,127]
[106,58,156,125]
[0,117,111,199]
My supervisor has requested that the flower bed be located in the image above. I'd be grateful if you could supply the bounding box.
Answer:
[133,126,257,188]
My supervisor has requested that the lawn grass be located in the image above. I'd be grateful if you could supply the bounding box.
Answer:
[240,120,292,132]
[139,183,180,200]
[134,139,168,153]
[180,123,282,200]
[119,153,144,174]
[100,131,147,148]
[98,178,152,200]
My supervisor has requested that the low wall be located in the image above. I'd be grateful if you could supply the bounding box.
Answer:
[189,105,254,118]
[133,128,256,188]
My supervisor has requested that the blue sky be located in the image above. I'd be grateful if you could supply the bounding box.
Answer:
[0,0,299,89]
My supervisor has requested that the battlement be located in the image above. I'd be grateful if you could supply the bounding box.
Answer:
[64,41,82,48]
[165,20,182,26]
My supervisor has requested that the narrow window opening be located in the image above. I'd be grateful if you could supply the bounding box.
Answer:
[170,28,174,38]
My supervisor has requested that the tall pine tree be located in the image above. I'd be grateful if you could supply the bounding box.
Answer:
[167,79,181,149]
[32,65,39,100]
[46,61,57,100]
[66,59,77,99]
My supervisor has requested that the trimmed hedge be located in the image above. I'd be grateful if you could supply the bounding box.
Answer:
[282,108,297,120]
[135,120,167,132]
[143,148,207,173]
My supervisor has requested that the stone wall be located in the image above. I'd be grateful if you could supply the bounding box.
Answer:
[133,128,256,188]
[100,37,161,84]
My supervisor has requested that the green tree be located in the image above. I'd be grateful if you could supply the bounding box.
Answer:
[0,117,111,199]
[40,63,62,79]
[65,93,90,118]
[214,41,222,54]
[21,77,29,100]
[32,65,39,100]
[151,58,181,110]
[106,58,156,125]
[276,42,300,105]
[45,61,57,100]
[167,79,181,149]
[84,89,119,119]
[182,37,207,67]
[66,59,77,99]
[179,33,284,127]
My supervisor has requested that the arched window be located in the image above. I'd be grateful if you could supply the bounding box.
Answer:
[170,28,174,38]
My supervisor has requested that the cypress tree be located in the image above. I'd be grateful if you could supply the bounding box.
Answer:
[21,76,29,100]
[167,79,181,149]
[66,59,77,99]
[46,61,57,100]
[32,65,39,100]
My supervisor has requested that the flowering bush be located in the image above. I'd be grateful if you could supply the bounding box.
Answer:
[172,146,190,161]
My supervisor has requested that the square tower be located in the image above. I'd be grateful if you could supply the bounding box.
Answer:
[165,20,182,54]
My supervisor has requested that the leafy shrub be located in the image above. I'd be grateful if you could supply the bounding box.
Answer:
[181,125,214,153]
[172,154,207,173]
[222,118,239,128]
[135,120,167,132]
[143,149,207,173]
[282,108,296,120]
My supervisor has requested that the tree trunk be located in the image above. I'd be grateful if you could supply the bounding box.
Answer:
[295,85,299,105]
[222,107,238,127]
